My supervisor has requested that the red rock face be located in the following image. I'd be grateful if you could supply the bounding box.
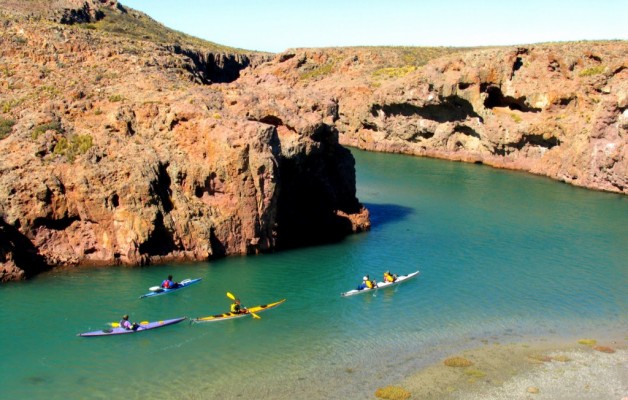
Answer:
[260,45,627,194]
[0,17,368,281]
[356,45,627,194]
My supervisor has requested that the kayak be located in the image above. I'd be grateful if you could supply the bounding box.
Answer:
[192,299,286,323]
[77,317,187,337]
[139,278,202,299]
[341,271,420,297]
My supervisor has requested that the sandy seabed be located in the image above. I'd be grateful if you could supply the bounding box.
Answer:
[395,337,627,400]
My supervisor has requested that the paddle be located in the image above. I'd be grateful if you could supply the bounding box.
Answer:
[149,286,163,292]
[226,291,260,319]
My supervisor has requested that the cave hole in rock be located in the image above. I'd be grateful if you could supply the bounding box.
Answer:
[195,173,217,198]
[482,84,541,112]
[453,125,481,139]
[258,115,284,127]
[138,212,177,256]
[33,216,80,231]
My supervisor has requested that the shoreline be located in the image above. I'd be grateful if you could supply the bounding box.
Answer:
[388,336,627,400]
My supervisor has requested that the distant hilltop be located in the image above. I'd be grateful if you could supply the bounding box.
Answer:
[0,1,626,282]
[2,0,118,23]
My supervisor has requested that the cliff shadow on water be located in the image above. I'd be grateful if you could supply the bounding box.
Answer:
[362,203,414,227]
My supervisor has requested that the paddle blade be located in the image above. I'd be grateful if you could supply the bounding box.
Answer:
[149,286,161,292]
[226,292,236,300]
[250,312,261,319]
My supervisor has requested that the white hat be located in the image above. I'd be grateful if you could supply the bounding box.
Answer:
[363,276,368,281]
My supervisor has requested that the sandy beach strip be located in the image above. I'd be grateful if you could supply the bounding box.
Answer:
[382,337,627,400]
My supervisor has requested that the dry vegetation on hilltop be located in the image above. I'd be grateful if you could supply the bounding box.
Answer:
[88,7,254,53]
[0,0,260,54]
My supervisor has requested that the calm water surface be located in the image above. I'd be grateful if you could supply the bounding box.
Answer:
[1,149,626,399]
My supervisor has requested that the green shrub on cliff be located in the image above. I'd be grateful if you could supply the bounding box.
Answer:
[108,94,124,102]
[53,134,93,162]
[299,63,335,80]
[579,65,605,77]
[373,65,416,79]
[0,118,16,139]
[510,113,522,123]
[2,99,21,113]
[32,121,63,139]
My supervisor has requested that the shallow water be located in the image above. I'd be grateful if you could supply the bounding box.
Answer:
[1,149,626,399]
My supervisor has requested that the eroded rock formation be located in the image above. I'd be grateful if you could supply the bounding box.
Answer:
[355,45,627,193]
[258,44,627,194]
[0,5,369,281]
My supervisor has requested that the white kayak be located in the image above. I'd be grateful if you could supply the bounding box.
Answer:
[340,271,420,297]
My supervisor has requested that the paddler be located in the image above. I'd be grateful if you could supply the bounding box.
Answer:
[383,271,397,283]
[120,315,139,331]
[161,275,180,289]
[358,275,376,290]
[230,298,249,314]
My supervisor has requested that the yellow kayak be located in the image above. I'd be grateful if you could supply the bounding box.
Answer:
[192,299,286,323]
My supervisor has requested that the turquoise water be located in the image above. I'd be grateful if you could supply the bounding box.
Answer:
[1,149,626,399]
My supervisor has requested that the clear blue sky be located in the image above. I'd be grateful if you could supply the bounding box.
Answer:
[120,0,628,52]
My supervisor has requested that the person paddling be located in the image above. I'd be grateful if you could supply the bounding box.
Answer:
[120,315,139,331]
[161,275,180,289]
[230,298,249,314]
[383,271,397,283]
[357,275,376,290]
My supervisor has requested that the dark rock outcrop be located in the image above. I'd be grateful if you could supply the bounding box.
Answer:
[169,46,271,84]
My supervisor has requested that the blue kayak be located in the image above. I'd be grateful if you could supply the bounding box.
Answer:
[139,278,202,299]
[77,317,187,337]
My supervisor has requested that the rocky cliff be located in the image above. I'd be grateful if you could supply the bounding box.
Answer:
[2,1,625,283]
[0,2,369,281]
[258,44,627,194]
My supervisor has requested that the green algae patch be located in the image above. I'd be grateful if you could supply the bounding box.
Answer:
[464,368,486,378]
[551,354,572,362]
[443,357,474,367]
[527,354,552,363]
[578,339,597,346]
[592,345,615,353]
[374,385,411,400]
[464,368,487,383]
